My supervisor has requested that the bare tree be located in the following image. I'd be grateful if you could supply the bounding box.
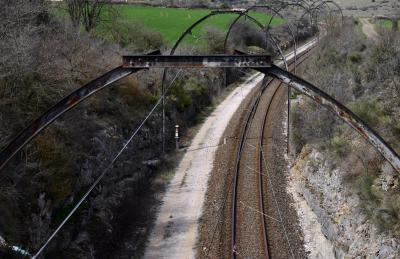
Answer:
[65,0,114,32]
[66,0,83,28]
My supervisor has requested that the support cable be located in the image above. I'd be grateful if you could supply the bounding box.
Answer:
[32,95,163,259]
[260,147,296,259]
[32,36,202,259]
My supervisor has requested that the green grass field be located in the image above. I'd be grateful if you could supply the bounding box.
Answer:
[377,19,399,29]
[111,5,284,43]
[56,5,284,45]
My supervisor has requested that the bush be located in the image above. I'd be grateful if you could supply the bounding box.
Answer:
[220,3,230,9]
[104,20,163,52]
[357,173,378,202]
[117,77,156,109]
[202,26,225,53]
[349,52,362,63]
[169,81,193,112]
[372,196,400,233]
[290,109,306,154]
[34,133,74,204]
[330,135,350,157]
[169,78,209,113]
[350,99,391,128]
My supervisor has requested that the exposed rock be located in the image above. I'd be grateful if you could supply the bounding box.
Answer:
[288,146,400,258]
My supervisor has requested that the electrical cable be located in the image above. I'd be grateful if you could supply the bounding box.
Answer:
[32,36,202,259]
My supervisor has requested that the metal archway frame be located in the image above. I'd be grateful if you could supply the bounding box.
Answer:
[0,67,143,171]
[123,54,400,173]
[160,10,276,152]
[310,0,344,26]
[253,64,400,173]
[223,4,298,70]
[0,49,165,172]
[0,10,273,170]
[0,2,363,175]
[296,0,343,41]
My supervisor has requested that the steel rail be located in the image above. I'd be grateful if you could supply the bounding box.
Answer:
[257,47,315,259]
[231,43,314,259]
[231,76,266,259]
[258,81,279,259]
[257,65,400,174]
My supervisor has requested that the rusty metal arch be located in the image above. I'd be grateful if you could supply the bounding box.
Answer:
[223,4,298,70]
[274,2,314,35]
[299,3,320,32]
[269,2,315,72]
[159,10,274,152]
[296,0,343,42]
[0,66,146,171]
[257,65,400,173]
[309,0,344,26]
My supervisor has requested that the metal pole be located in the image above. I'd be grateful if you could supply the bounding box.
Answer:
[162,82,166,154]
[175,125,180,150]
[287,84,291,156]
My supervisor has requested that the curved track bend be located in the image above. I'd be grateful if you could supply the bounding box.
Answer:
[231,47,314,259]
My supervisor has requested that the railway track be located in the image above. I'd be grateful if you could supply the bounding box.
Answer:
[231,45,314,259]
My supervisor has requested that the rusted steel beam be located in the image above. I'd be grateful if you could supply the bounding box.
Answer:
[0,50,162,172]
[258,65,400,174]
[122,54,271,68]
[0,67,143,172]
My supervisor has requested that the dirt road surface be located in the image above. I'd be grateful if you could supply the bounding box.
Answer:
[360,18,379,42]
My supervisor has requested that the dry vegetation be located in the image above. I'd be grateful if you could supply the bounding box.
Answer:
[0,1,226,258]
[292,18,400,235]
[0,0,317,257]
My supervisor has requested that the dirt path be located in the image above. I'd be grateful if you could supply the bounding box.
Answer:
[360,18,379,42]
[143,72,265,259]
[144,39,317,259]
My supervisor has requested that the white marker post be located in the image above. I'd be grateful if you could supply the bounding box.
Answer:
[175,125,180,150]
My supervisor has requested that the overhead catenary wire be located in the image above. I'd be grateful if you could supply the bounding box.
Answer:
[32,36,202,259]
[32,92,163,259]
[260,146,296,259]
[203,42,316,258]
[0,7,351,258]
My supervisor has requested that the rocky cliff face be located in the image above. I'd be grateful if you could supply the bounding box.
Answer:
[288,145,400,258]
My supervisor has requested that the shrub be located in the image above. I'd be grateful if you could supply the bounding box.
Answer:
[35,133,74,204]
[104,20,163,52]
[169,81,193,111]
[350,99,391,128]
[117,77,155,109]
[349,52,362,63]
[169,78,209,113]
[220,3,230,9]
[202,26,225,53]
[357,173,378,202]
[372,196,400,233]
[228,20,267,51]
[330,135,350,157]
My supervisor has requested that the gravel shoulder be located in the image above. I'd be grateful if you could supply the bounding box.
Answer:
[143,73,264,259]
